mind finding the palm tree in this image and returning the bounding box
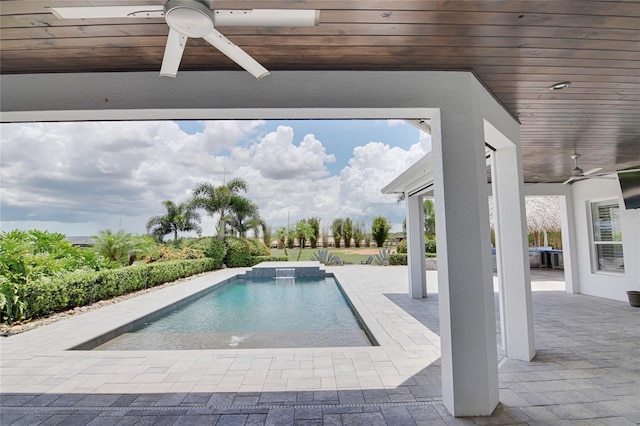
[343,217,353,248]
[191,178,249,238]
[276,226,289,256]
[92,229,142,265]
[261,223,273,248]
[331,218,343,248]
[352,221,365,248]
[295,220,314,261]
[146,200,202,241]
[224,198,262,238]
[308,217,320,248]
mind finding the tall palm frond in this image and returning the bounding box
[146,200,201,241]
[225,198,261,238]
[192,178,249,237]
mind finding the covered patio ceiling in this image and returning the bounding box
[1,0,638,183]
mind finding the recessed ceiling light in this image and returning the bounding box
[549,81,571,91]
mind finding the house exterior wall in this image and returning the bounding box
[571,178,640,302]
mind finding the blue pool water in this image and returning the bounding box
[94,276,372,350]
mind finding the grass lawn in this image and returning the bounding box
[270,247,384,264]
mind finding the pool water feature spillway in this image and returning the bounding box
[275,268,295,278]
[89,263,375,350]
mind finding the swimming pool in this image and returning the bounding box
[94,275,373,350]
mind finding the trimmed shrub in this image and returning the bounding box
[146,261,184,287]
[185,237,227,268]
[389,254,407,265]
[224,237,253,267]
[19,258,216,320]
[249,255,288,265]
[144,246,205,263]
[247,238,270,257]
[205,238,226,267]
[425,239,437,254]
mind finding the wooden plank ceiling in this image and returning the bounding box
[1,0,639,183]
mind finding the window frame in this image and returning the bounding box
[589,198,624,275]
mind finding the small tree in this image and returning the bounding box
[371,216,392,248]
[424,199,436,239]
[308,217,320,249]
[352,221,365,248]
[146,200,201,241]
[343,217,353,248]
[276,226,288,256]
[295,220,314,261]
[224,197,261,238]
[331,218,343,248]
[321,225,329,248]
[92,229,155,265]
[296,219,309,248]
[191,177,249,238]
[286,227,296,250]
[262,223,273,248]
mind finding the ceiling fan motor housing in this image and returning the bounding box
[571,153,583,176]
[164,0,214,37]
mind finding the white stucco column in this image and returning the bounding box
[559,194,579,294]
[407,193,427,298]
[490,140,535,361]
[431,108,499,417]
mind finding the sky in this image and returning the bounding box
[0,119,431,237]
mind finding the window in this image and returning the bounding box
[591,200,624,273]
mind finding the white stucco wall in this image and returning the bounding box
[571,178,640,301]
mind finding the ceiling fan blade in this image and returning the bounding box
[618,168,640,174]
[214,9,319,27]
[583,167,602,176]
[562,177,576,185]
[159,29,188,78]
[202,28,269,79]
[49,5,164,20]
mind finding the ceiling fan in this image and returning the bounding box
[562,153,640,185]
[49,0,319,79]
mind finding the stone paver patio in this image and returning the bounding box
[1,265,638,425]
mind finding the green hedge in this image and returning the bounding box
[224,237,253,267]
[388,254,437,264]
[394,239,436,254]
[389,254,408,265]
[21,258,217,320]
[248,239,270,257]
[250,256,289,265]
[168,237,226,268]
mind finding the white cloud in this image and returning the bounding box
[199,120,265,153]
[1,120,424,236]
[0,121,260,228]
[247,126,336,180]
[338,135,430,228]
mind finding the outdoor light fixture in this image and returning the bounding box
[549,81,571,91]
